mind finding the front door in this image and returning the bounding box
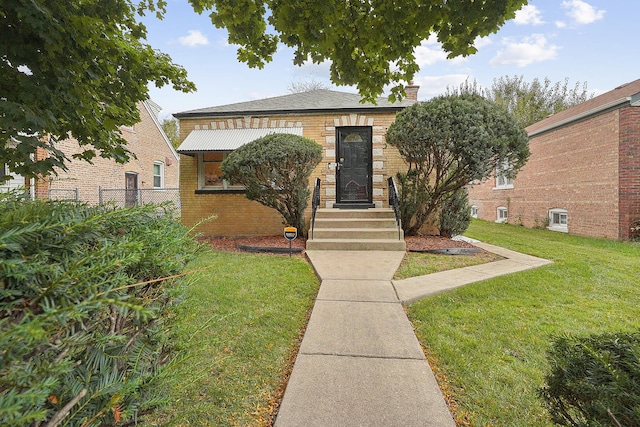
[125,172,139,207]
[335,127,373,207]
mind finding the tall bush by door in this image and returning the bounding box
[0,195,201,426]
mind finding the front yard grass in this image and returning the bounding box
[394,250,503,280]
[408,220,640,426]
[146,249,319,426]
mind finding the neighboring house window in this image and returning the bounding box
[153,161,164,188]
[199,152,243,190]
[496,206,508,223]
[548,208,568,233]
[470,205,478,218]
[495,160,513,189]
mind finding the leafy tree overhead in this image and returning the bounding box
[221,133,323,235]
[161,117,181,149]
[386,94,529,235]
[1,1,195,179]
[447,76,593,128]
[190,0,528,101]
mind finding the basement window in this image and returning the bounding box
[496,206,508,223]
[548,208,568,233]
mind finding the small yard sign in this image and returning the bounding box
[284,227,297,257]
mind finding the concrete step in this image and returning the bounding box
[311,228,403,240]
[306,238,407,251]
[315,208,396,219]
[313,217,399,229]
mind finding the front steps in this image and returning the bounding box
[307,208,406,251]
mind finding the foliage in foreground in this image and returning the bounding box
[409,220,640,426]
[222,133,323,235]
[386,94,529,235]
[0,197,201,426]
[146,250,319,425]
[2,0,194,179]
[540,332,640,427]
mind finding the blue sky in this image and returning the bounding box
[141,0,638,119]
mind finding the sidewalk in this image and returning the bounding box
[274,243,552,426]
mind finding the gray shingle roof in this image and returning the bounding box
[174,89,415,118]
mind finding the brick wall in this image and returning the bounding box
[179,111,407,236]
[618,105,640,239]
[44,101,179,204]
[468,109,623,239]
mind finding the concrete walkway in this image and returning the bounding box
[274,242,552,426]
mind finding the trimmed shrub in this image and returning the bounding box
[539,332,640,426]
[221,133,323,235]
[0,196,201,426]
[439,187,471,238]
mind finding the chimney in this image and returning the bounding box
[405,82,420,101]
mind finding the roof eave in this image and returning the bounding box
[174,105,408,119]
[527,96,634,137]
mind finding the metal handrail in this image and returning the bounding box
[311,178,321,239]
[387,176,402,240]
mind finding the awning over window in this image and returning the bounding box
[176,127,304,154]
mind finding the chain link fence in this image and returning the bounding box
[98,188,181,209]
[48,188,79,201]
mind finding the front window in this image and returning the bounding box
[548,208,568,233]
[199,152,242,190]
[495,159,513,189]
[153,161,164,188]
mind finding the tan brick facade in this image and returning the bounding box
[467,84,640,240]
[178,111,407,237]
[41,101,179,204]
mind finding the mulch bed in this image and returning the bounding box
[201,234,479,255]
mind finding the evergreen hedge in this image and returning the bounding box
[540,332,640,426]
[0,195,201,426]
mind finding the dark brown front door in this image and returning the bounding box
[125,172,138,207]
[335,127,373,207]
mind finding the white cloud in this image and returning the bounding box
[562,0,605,24]
[178,30,209,47]
[412,74,472,99]
[555,21,567,28]
[490,34,559,67]
[514,5,545,25]
[414,35,470,68]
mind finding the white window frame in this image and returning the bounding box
[153,161,165,189]
[548,208,568,233]
[470,205,478,218]
[198,152,244,191]
[494,159,514,190]
[496,206,508,223]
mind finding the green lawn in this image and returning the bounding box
[408,220,640,426]
[146,250,319,426]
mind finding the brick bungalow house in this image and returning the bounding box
[1,100,179,206]
[174,87,419,236]
[467,78,640,240]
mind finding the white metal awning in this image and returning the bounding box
[176,127,304,153]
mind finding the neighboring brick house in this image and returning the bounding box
[174,87,419,236]
[467,78,640,240]
[1,100,180,206]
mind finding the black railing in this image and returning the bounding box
[310,178,321,239]
[387,176,402,240]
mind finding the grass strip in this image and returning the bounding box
[408,220,640,426]
[394,250,503,280]
[146,249,319,426]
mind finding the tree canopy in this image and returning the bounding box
[386,94,529,235]
[221,133,323,234]
[190,0,527,101]
[1,0,194,179]
[447,76,593,128]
